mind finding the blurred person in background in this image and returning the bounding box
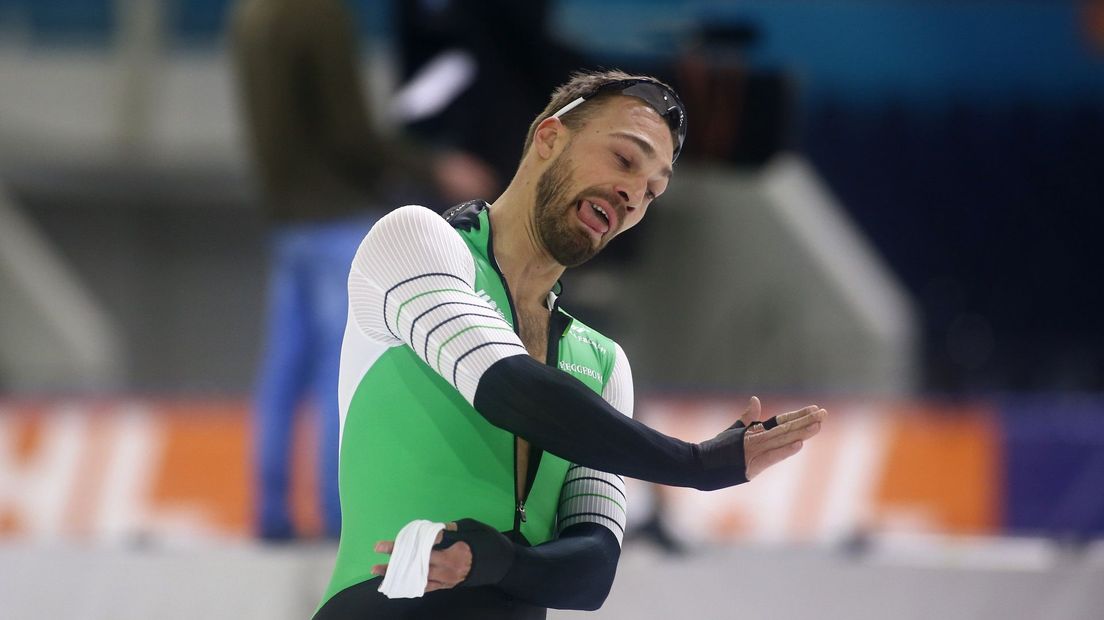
[312,69,827,618]
[395,0,588,199]
[231,0,489,540]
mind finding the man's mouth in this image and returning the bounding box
[575,198,616,237]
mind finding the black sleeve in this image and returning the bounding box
[499,523,620,611]
[439,519,620,611]
[473,356,749,491]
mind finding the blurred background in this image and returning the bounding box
[1,0,1102,618]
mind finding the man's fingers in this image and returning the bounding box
[738,396,761,427]
[755,423,820,453]
[374,526,465,591]
[741,407,828,479]
[760,408,826,437]
[746,409,826,452]
[771,405,821,427]
[747,440,805,479]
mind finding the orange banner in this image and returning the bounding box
[0,398,1002,542]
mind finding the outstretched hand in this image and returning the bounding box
[740,396,826,480]
[371,522,471,592]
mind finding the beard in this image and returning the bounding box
[533,150,608,267]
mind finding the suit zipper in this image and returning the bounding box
[486,216,569,535]
[485,221,531,535]
[513,304,568,531]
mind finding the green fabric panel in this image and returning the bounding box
[324,345,515,602]
[555,313,617,394]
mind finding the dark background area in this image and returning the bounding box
[3,0,1102,393]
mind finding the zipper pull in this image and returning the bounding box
[517,501,527,523]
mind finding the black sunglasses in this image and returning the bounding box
[549,78,687,162]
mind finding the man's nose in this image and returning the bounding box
[614,181,645,211]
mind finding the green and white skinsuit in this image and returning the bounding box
[319,203,634,607]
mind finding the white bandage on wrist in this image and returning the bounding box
[378,520,447,599]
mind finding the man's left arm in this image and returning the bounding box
[372,344,634,610]
[489,341,635,610]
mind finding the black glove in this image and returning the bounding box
[434,518,515,587]
[696,420,751,487]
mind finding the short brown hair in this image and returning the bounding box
[521,69,678,158]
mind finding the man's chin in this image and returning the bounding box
[537,203,604,267]
[553,240,602,268]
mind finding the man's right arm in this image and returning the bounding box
[349,205,819,490]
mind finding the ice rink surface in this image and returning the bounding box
[4,536,1103,620]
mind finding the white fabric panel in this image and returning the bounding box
[602,342,635,417]
[336,311,391,446]
[346,205,528,405]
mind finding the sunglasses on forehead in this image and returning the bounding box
[549,79,688,162]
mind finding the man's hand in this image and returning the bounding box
[371,522,472,592]
[739,396,826,480]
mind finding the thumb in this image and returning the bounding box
[738,396,761,428]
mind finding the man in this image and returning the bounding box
[314,70,827,618]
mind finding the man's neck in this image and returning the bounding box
[488,183,564,311]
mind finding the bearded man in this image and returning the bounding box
[313,70,827,619]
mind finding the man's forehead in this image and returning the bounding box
[590,96,676,166]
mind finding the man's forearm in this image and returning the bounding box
[474,355,749,490]
[498,523,620,611]
[445,520,621,611]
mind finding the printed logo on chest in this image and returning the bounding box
[558,360,604,383]
[568,324,608,355]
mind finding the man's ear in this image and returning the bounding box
[533,117,567,160]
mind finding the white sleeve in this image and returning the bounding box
[348,204,528,404]
[555,342,634,546]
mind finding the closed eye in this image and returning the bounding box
[614,152,631,169]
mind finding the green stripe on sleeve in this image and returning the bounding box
[394,288,477,332]
[434,324,516,373]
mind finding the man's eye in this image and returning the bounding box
[615,153,631,168]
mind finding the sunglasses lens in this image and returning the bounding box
[617,82,686,160]
[552,78,688,161]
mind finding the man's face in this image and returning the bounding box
[533,95,675,267]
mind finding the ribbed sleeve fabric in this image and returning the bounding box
[347,205,528,404]
[601,343,634,414]
[556,343,634,546]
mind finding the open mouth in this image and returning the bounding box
[576,199,614,236]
